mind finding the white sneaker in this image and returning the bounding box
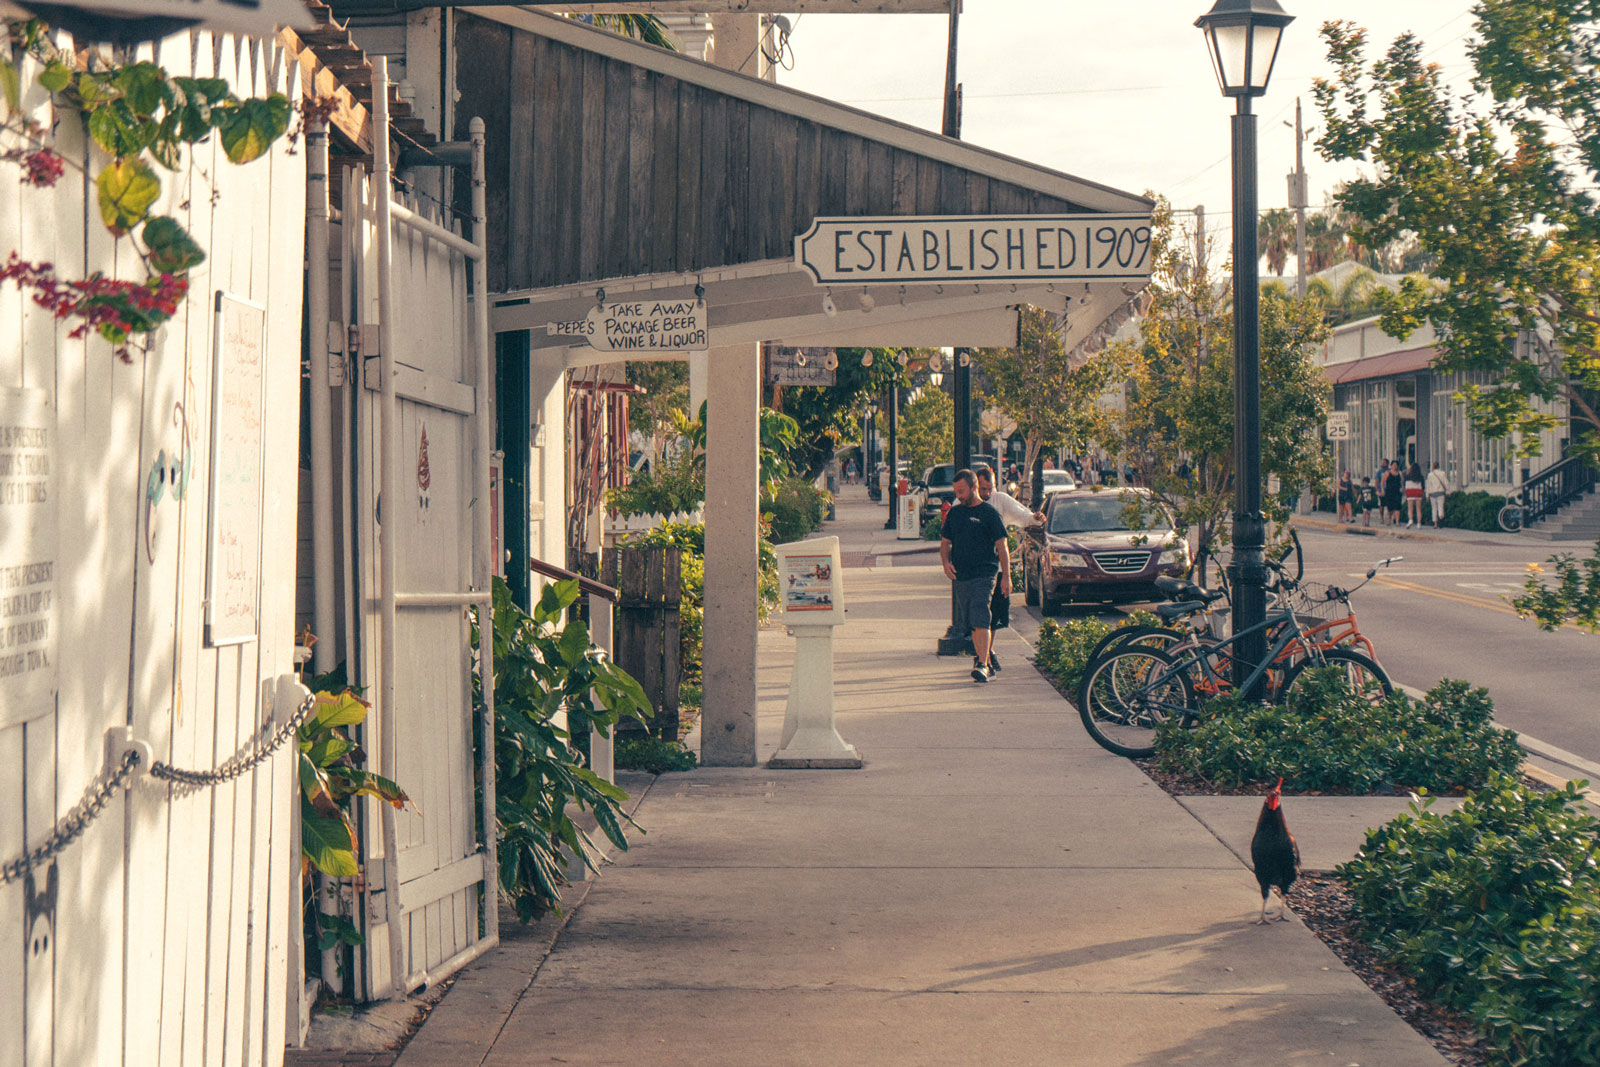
[971,658,990,683]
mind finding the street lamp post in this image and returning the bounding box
[1195,0,1293,696]
[884,380,899,530]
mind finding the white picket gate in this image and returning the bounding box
[341,66,497,999]
[0,28,306,1067]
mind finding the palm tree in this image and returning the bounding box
[1258,208,1295,276]
[570,14,676,50]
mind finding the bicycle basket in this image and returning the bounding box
[1287,582,1350,623]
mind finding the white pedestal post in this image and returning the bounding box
[769,624,860,769]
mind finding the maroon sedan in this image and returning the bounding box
[1020,489,1191,614]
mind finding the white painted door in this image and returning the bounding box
[345,167,491,998]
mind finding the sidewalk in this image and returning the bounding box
[1292,510,1593,548]
[387,488,1449,1067]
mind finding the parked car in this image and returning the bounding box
[1019,489,1190,614]
[917,456,999,523]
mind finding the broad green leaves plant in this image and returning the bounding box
[298,689,410,880]
[474,577,652,923]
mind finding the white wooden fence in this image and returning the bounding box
[0,29,306,1067]
[606,509,704,541]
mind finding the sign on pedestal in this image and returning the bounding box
[768,536,859,769]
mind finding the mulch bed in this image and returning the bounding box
[1291,873,1491,1067]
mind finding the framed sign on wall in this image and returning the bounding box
[205,291,267,647]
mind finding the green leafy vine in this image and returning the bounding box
[1,18,291,358]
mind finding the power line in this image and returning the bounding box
[840,84,1177,105]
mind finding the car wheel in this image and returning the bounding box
[1023,555,1040,606]
[1039,564,1061,616]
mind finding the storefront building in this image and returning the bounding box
[1321,316,1567,492]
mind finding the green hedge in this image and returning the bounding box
[1033,613,1161,697]
[1154,674,1523,793]
[1434,490,1502,532]
[1341,775,1600,1067]
[764,478,830,544]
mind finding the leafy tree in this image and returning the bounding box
[1314,9,1600,466]
[626,360,689,464]
[897,386,953,481]
[972,306,1127,488]
[771,348,905,479]
[1107,202,1333,581]
[569,13,675,49]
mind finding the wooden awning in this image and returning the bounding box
[456,6,1151,295]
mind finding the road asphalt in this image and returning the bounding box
[367,488,1456,1067]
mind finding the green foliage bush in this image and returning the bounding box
[615,735,699,774]
[1033,617,1114,694]
[921,516,943,540]
[764,478,830,544]
[1341,775,1600,1067]
[1436,490,1503,532]
[474,578,651,923]
[1154,675,1524,792]
[606,452,704,517]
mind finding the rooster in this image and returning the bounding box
[1249,778,1299,924]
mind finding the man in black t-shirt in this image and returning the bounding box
[939,468,1011,683]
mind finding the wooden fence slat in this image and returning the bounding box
[0,725,21,1067]
[577,51,607,282]
[675,83,702,272]
[627,65,654,275]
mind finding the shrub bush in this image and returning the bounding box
[1033,617,1116,694]
[921,516,943,540]
[764,478,829,544]
[1340,774,1600,1067]
[1154,675,1524,793]
[615,735,699,774]
[607,452,703,517]
[1435,490,1502,532]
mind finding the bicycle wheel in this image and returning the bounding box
[1278,648,1393,709]
[1497,504,1523,533]
[1082,624,1186,669]
[1076,647,1196,758]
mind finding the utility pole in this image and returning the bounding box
[942,0,971,474]
[1194,204,1206,268]
[1288,97,1309,300]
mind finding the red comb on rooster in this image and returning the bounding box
[1249,777,1299,924]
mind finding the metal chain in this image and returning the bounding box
[1,749,140,886]
[150,692,319,787]
[0,693,319,885]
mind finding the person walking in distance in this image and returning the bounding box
[940,469,1011,683]
[1374,459,1393,525]
[1384,460,1405,527]
[1357,476,1378,527]
[1336,469,1354,524]
[974,466,1043,676]
[1425,462,1449,528]
[1403,461,1425,528]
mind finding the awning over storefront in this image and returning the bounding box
[460,6,1153,354]
[1325,345,1436,385]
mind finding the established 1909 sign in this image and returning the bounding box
[794,214,1154,285]
[549,299,709,353]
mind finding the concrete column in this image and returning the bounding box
[700,343,760,765]
[689,352,708,416]
[711,14,763,77]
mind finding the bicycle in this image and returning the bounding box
[1075,563,1394,758]
[1497,487,1526,533]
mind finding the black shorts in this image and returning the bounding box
[989,581,1011,630]
[953,575,998,632]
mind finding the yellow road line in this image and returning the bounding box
[1374,575,1587,633]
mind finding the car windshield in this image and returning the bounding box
[1048,496,1169,535]
[925,466,954,487]
[1041,471,1072,486]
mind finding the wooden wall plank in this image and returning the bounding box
[937,161,965,215]
[724,100,749,266]
[770,112,799,256]
[844,135,868,216]
[818,128,847,218]
[578,52,607,282]
[600,59,632,280]
[454,16,512,291]
[695,92,727,270]
[651,75,680,273]
[0,725,21,1067]
[865,141,892,216]
[506,30,540,292]
[555,43,584,287]
[744,105,772,264]
[890,150,917,215]
[967,173,991,215]
[674,83,702,272]
[627,66,655,276]
[793,120,820,235]
[916,155,940,215]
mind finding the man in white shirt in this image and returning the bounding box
[974,467,1045,674]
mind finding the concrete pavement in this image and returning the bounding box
[385,488,1450,1067]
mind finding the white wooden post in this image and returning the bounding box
[588,592,615,784]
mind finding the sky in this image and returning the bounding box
[775,1,1477,257]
